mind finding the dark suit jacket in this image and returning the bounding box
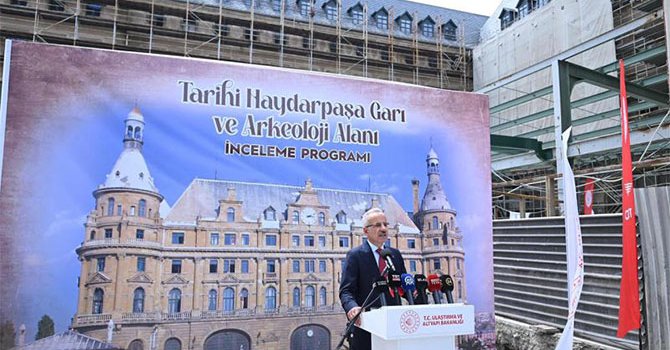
[339,243,406,350]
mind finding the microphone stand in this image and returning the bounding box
[335,265,394,350]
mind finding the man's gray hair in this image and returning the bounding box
[362,207,384,227]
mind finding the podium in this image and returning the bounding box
[359,303,475,350]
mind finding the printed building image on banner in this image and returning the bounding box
[0,41,493,349]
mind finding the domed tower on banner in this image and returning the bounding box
[76,107,164,323]
[415,147,467,302]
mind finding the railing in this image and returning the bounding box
[162,311,191,321]
[75,313,112,325]
[121,312,160,322]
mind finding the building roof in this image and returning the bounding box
[185,0,488,47]
[165,178,419,233]
[99,147,159,193]
[13,330,121,350]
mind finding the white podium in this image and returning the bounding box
[359,303,475,350]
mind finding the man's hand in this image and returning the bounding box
[347,306,363,326]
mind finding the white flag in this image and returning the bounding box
[555,127,585,350]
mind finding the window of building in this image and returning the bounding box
[129,206,136,216]
[227,207,235,222]
[319,260,326,273]
[208,289,217,311]
[339,236,349,248]
[421,21,434,37]
[183,18,197,32]
[456,258,461,270]
[128,339,143,350]
[452,238,455,246]
[241,260,249,273]
[341,259,346,271]
[291,210,300,224]
[138,199,146,217]
[171,259,182,274]
[432,216,439,230]
[97,257,105,272]
[136,229,144,240]
[380,49,389,61]
[350,7,364,25]
[217,24,229,37]
[318,212,326,226]
[433,238,440,246]
[266,234,277,246]
[274,32,288,46]
[293,287,301,307]
[224,233,236,245]
[117,204,122,216]
[293,260,300,273]
[209,259,218,273]
[137,257,146,272]
[305,286,315,308]
[152,14,164,27]
[518,0,530,18]
[318,235,326,248]
[107,198,115,216]
[386,238,392,248]
[92,288,104,314]
[443,21,457,40]
[405,55,414,65]
[428,57,438,68]
[267,259,276,273]
[165,338,181,350]
[224,259,236,273]
[298,0,311,16]
[409,260,417,272]
[210,233,219,246]
[265,287,277,310]
[305,235,314,247]
[223,287,235,312]
[89,230,96,240]
[11,0,28,6]
[104,228,113,239]
[168,289,181,313]
[355,45,364,57]
[132,287,145,313]
[433,258,441,270]
[320,286,327,306]
[264,207,276,221]
[302,37,314,50]
[458,280,462,299]
[85,3,102,17]
[292,235,300,247]
[242,233,250,246]
[244,28,258,42]
[172,232,184,244]
[407,239,415,249]
[324,1,337,20]
[398,18,412,34]
[336,211,347,224]
[305,259,315,273]
[375,12,388,30]
[239,288,249,309]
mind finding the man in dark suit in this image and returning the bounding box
[339,208,407,350]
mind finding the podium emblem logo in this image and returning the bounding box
[399,310,420,334]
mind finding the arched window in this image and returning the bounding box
[223,287,235,312]
[319,287,327,306]
[293,287,301,307]
[130,206,136,216]
[134,126,142,140]
[92,288,104,314]
[336,211,346,224]
[450,217,455,229]
[432,216,439,230]
[226,207,235,222]
[133,287,145,313]
[138,199,146,217]
[128,339,143,350]
[305,286,315,308]
[204,330,251,350]
[168,288,181,313]
[292,210,300,224]
[164,338,181,350]
[89,230,96,240]
[126,126,133,138]
[265,287,277,310]
[240,288,249,309]
[318,212,325,226]
[208,289,217,311]
[290,324,330,350]
[107,198,115,216]
[458,281,462,299]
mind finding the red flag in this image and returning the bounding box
[617,59,641,337]
[583,178,594,215]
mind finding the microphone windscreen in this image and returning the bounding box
[400,273,416,292]
[387,273,402,288]
[380,249,393,259]
[414,274,427,288]
[440,275,455,292]
[427,274,441,292]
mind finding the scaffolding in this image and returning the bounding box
[0,0,473,91]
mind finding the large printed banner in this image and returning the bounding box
[0,41,493,348]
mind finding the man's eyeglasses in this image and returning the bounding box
[366,222,390,228]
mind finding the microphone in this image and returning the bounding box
[414,274,428,305]
[440,275,455,304]
[400,273,416,305]
[387,273,402,305]
[427,274,443,304]
[373,277,390,307]
[379,249,396,273]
